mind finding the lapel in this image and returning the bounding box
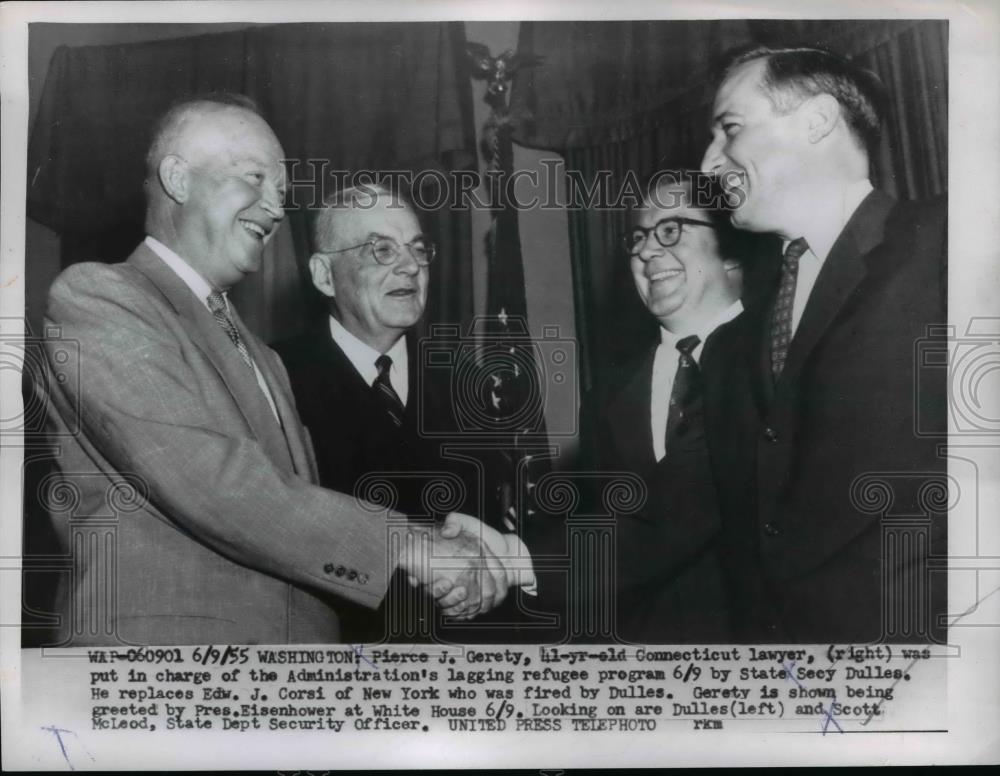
[128,244,295,471]
[773,189,897,395]
[605,348,656,475]
[231,307,317,478]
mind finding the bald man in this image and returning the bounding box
[40,94,504,646]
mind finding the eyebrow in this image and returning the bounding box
[711,109,737,127]
[368,232,430,243]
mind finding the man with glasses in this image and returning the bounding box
[583,171,743,643]
[277,184,534,642]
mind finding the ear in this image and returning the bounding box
[804,93,840,144]
[308,253,336,298]
[158,155,190,204]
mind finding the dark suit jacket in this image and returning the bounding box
[278,326,565,644]
[276,327,458,642]
[42,244,393,646]
[702,191,948,643]
[585,342,732,643]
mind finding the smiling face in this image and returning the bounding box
[630,184,736,333]
[174,107,286,289]
[313,197,429,353]
[701,58,811,238]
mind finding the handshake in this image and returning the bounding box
[397,514,535,620]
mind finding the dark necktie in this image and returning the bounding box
[769,237,809,380]
[206,290,254,372]
[374,354,405,427]
[665,334,701,452]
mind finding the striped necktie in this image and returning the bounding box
[665,334,701,451]
[206,291,254,372]
[374,354,405,427]
[769,238,809,380]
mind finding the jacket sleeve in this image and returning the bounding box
[44,263,396,609]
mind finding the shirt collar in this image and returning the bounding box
[145,235,218,310]
[328,316,408,385]
[659,298,743,352]
[784,179,874,262]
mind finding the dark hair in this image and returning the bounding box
[633,169,743,262]
[722,45,888,154]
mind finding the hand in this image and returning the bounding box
[441,512,537,596]
[398,522,508,619]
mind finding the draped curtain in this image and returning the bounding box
[509,20,948,398]
[27,22,478,343]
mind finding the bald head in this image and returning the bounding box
[144,95,287,290]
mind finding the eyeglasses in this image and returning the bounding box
[325,236,436,266]
[624,217,715,254]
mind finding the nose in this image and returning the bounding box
[701,135,724,175]
[260,180,285,222]
[636,233,665,263]
[394,246,421,275]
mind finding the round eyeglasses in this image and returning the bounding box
[624,217,715,255]
[325,236,436,266]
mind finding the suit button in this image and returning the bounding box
[763,522,780,537]
[323,563,335,574]
[358,573,369,585]
[763,427,778,442]
[347,569,358,581]
[335,565,346,577]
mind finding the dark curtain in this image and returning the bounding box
[27,22,478,343]
[509,19,948,398]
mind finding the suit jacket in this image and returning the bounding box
[276,326,483,643]
[277,326,560,644]
[585,342,732,643]
[42,244,393,646]
[275,328,457,516]
[702,191,948,643]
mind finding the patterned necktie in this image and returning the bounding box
[206,291,254,372]
[665,334,701,451]
[374,354,405,427]
[769,238,809,380]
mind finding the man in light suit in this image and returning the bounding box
[582,172,743,643]
[276,185,536,642]
[41,95,504,646]
[700,46,947,643]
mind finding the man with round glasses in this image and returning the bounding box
[277,184,533,641]
[586,171,743,643]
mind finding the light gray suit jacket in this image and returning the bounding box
[42,243,394,645]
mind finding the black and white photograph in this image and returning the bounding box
[1,0,997,769]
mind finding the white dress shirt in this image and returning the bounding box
[785,179,874,335]
[328,316,409,404]
[145,236,280,422]
[650,299,744,462]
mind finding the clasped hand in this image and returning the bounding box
[399,514,513,619]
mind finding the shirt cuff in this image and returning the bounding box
[503,534,537,595]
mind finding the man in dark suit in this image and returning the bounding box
[582,172,743,643]
[276,184,535,642]
[700,46,947,643]
[40,95,504,646]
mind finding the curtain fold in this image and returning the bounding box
[27,22,477,343]
[510,20,948,398]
